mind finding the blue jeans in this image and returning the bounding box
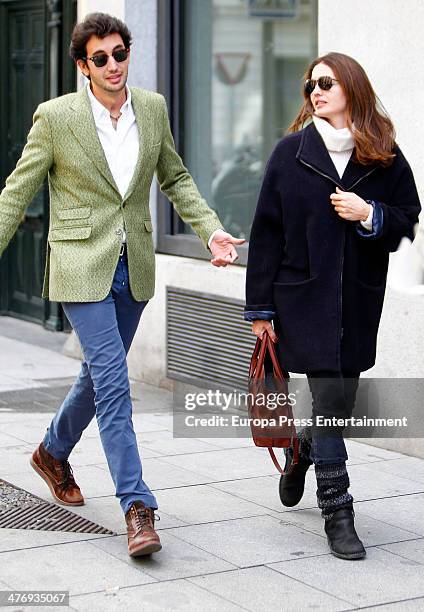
[306,370,360,465]
[43,251,157,514]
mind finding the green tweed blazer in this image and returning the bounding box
[0,87,223,302]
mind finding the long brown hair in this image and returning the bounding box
[289,52,395,166]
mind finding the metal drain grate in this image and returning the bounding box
[0,480,115,534]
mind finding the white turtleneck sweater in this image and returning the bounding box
[312,115,373,231]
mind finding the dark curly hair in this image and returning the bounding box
[69,12,132,62]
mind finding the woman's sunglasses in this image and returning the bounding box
[84,48,129,68]
[304,76,338,95]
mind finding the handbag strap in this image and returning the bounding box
[249,331,290,381]
[268,436,300,475]
[249,334,268,379]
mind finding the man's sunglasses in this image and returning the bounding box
[84,48,129,68]
[304,76,338,95]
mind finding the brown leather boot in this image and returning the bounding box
[125,501,162,557]
[30,442,84,506]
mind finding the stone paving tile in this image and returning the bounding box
[70,578,243,611]
[188,566,353,611]
[379,538,424,565]
[346,463,424,499]
[97,457,211,491]
[270,505,422,547]
[135,412,175,431]
[91,532,236,581]
[0,529,111,554]
[167,515,327,567]
[130,414,172,435]
[0,418,52,444]
[196,436,255,449]
[69,436,161,467]
[354,494,424,536]
[0,387,65,405]
[5,464,116,501]
[0,431,28,447]
[268,547,424,607]
[156,447,277,481]
[344,439,406,462]
[0,540,156,596]
[39,377,76,387]
[70,496,186,534]
[366,456,424,484]
[357,597,424,611]
[136,430,223,456]
[0,444,39,474]
[130,382,173,408]
[0,337,81,382]
[211,473,318,512]
[155,483,269,524]
[0,412,51,425]
[0,374,47,392]
[0,400,60,414]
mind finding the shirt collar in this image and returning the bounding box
[86,84,132,121]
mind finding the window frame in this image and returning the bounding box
[156,0,317,264]
[157,0,248,264]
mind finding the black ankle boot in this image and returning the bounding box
[279,431,312,507]
[325,507,366,560]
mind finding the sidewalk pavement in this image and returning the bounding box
[0,316,424,611]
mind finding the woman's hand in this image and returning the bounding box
[251,320,277,342]
[330,186,371,221]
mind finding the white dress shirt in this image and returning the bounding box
[87,83,222,249]
[313,115,373,231]
[87,84,140,242]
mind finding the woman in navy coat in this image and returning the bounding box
[245,52,421,560]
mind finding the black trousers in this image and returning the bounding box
[305,370,360,465]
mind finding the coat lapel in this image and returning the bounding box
[340,155,379,190]
[296,123,379,191]
[67,88,120,195]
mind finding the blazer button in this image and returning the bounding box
[116,229,123,236]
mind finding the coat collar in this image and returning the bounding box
[296,123,379,190]
[67,86,153,200]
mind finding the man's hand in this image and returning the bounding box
[252,320,277,342]
[209,230,245,267]
[330,186,371,221]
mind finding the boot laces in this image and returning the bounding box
[57,461,76,490]
[133,506,160,534]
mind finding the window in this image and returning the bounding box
[157,0,317,262]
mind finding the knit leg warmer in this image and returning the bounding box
[315,462,353,520]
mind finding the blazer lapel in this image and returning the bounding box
[123,88,155,202]
[297,123,379,191]
[67,88,120,195]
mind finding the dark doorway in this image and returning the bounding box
[0,0,76,330]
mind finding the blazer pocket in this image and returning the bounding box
[143,220,153,232]
[49,226,92,242]
[56,206,91,221]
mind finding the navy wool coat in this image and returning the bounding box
[245,123,421,373]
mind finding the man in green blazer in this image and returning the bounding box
[0,13,244,557]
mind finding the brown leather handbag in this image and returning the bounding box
[248,331,299,474]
